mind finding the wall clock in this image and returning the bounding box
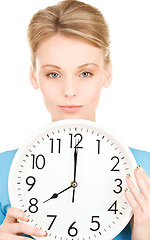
[8,119,137,240]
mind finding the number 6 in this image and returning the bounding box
[68,221,78,237]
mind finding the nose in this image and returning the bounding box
[63,78,77,98]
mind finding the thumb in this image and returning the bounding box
[4,207,28,224]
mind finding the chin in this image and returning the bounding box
[52,114,95,122]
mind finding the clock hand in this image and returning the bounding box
[72,188,75,203]
[73,146,78,183]
[43,146,79,204]
[72,146,78,203]
[43,185,72,203]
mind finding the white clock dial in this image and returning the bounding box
[8,119,137,240]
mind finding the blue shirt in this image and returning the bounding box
[0,148,150,239]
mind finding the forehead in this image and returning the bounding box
[36,33,104,67]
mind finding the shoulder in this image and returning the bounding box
[0,149,18,175]
[129,147,150,175]
[0,149,18,160]
[0,149,18,191]
[0,149,18,196]
[0,149,18,190]
[0,149,18,223]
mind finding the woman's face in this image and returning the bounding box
[30,33,112,122]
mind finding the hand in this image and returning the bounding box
[125,165,150,240]
[72,147,78,203]
[73,147,78,183]
[43,185,72,203]
[0,207,47,239]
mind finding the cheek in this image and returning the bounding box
[83,80,103,102]
[39,81,57,101]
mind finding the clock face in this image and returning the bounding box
[8,119,137,240]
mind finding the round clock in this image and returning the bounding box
[8,119,137,240]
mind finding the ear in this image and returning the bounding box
[103,62,112,88]
[29,65,39,89]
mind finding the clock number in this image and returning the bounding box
[69,133,83,148]
[26,176,36,191]
[50,138,61,153]
[47,215,57,230]
[68,221,78,237]
[108,200,118,214]
[29,198,38,213]
[31,154,45,170]
[111,156,120,171]
[90,216,100,231]
[113,178,122,194]
[96,140,100,154]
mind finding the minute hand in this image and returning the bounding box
[73,147,78,182]
[72,147,78,203]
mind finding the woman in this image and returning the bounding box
[0,0,150,239]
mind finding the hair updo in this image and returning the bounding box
[27,0,111,69]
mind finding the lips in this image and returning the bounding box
[60,105,82,108]
[59,105,83,113]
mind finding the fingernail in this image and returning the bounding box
[125,188,128,192]
[39,229,47,237]
[127,174,131,179]
[135,165,142,172]
[24,215,29,222]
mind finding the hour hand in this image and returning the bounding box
[43,185,72,204]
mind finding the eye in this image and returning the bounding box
[48,72,60,78]
[80,71,93,78]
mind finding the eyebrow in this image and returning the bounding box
[41,63,99,69]
[78,63,99,69]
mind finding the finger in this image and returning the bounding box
[125,188,141,215]
[10,222,47,237]
[139,165,150,185]
[134,166,150,200]
[4,233,34,240]
[4,207,29,224]
[126,174,146,209]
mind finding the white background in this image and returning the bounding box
[0,0,150,152]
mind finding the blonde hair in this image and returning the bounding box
[27,0,111,69]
